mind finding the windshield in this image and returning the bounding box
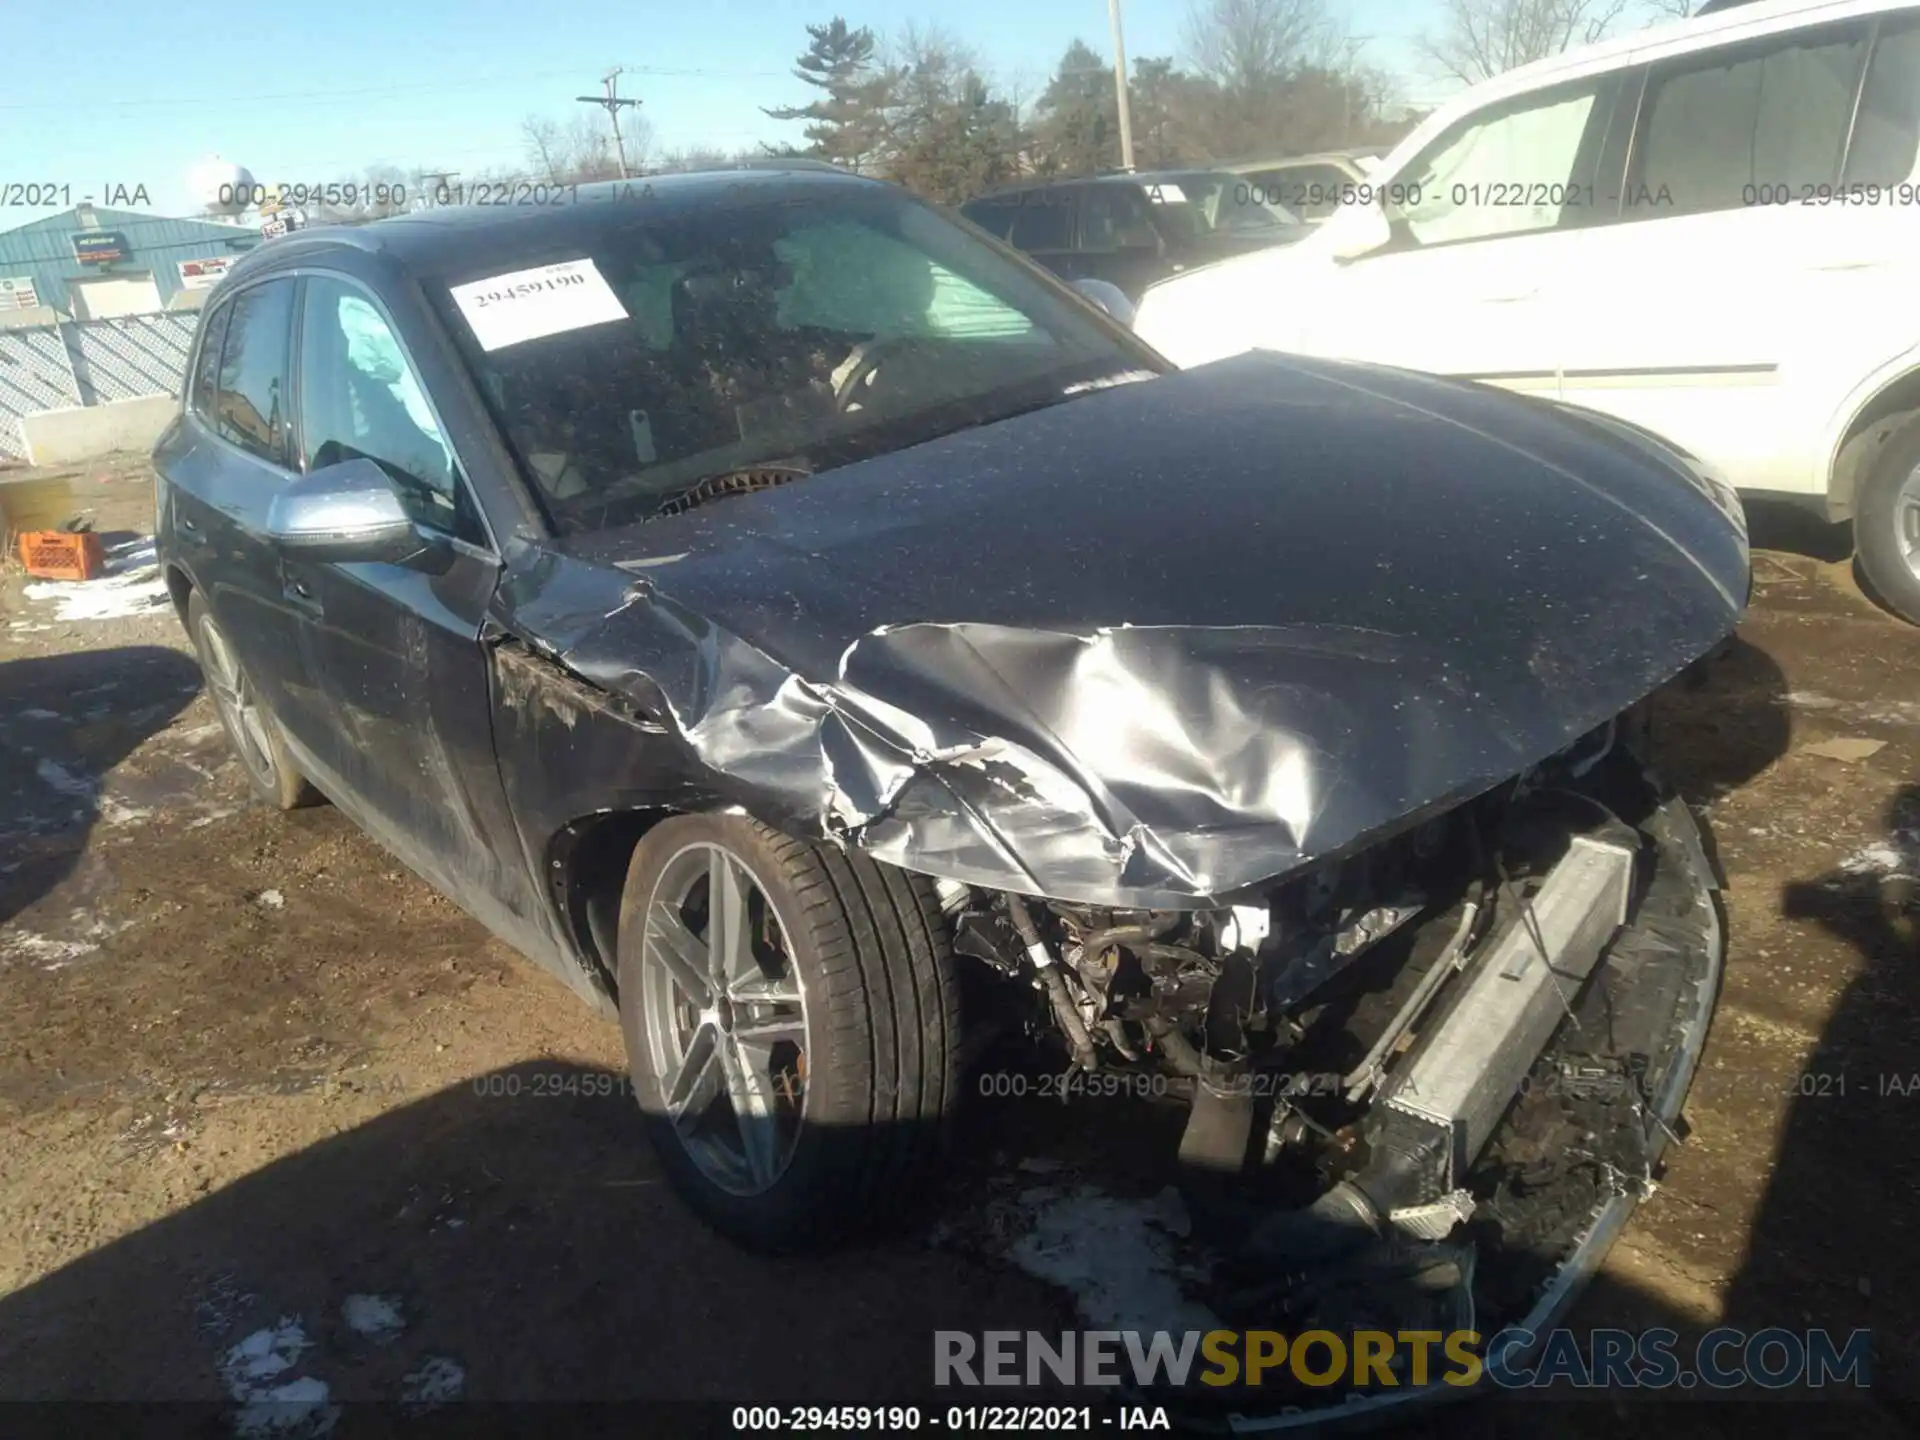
[1145,173,1303,240]
[431,188,1147,533]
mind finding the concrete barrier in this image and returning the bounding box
[21,395,176,467]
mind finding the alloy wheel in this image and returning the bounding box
[1900,462,1920,582]
[199,614,279,787]
[638,842,810,1196]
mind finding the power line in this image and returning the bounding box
[0,63,784,111]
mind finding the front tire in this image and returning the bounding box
[1853,417,1920,625]
[185,590,321,811]
[616,814,961,1252]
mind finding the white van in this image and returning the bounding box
[1132,0,1920,622]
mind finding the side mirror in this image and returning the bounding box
[1325,196,1394,263]
[1071,277,1137,330]
[266,458,424,564]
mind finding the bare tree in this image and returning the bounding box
[1419,0,1631,85]
[1181,0,1339,93]
[523,110,652,184]
[523,117,566,182]
[1641,0,1697,18]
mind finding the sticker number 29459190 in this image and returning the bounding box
[448,258,629,352]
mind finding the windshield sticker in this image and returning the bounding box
[449,258,628,352]
[1144,183,1188,204]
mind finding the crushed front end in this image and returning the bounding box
[937,701,1720,1425]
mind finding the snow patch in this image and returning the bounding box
[1004,1184,1218,1333]
[0,931,99,967]
[24,538,170,622]
[19,708,60,720]
[340,1293,403,1341]
[256,889,286,911]
[32,758,150,827]
[401,1356,465,1410]
[220,1319,336,1438]
[1841,834,1920,879]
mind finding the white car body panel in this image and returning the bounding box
[1133,0,1920,510]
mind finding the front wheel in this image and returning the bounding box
[616,815,961,1252]
[1852,417,1920,625]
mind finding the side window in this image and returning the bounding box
[1258,163,1350,220]
[1385,77,1615,247]
[1009,193,1074,251]
[961,198,1019,239]
[188,300,231,420]
[1630,25,1871,217]
[297,274,482,542]
[212,279,295,464]
[1844,17,1920,186]
[1080,187,1159,249]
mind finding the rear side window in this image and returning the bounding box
[1009,193,1073,250]
[188,301,231,419]
[1844,17,1920,186]
[1630,25,1870,216]
[212,279,296,465]
[1080,185,1160,248]
[961,198,1019,239]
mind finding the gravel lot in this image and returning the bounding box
[0,456,1914,1435]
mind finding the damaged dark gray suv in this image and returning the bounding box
[154,167,1748,1416]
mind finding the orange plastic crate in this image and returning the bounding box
[18,529,105,581]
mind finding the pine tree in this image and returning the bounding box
[1033,40,1118,177]
[763,18,898,173]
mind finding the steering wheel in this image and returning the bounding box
[832,335,923,413]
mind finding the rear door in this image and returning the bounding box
[158,276,335,754]
[279,270,531,912]
[1555,12,1920,497]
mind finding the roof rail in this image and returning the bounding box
[646,156,860,176]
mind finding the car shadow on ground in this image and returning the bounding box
[0,646,203,930]
[0,1058,1070,1420]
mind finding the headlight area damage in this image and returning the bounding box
[487,354,1749,1422]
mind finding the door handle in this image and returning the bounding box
[1478,288,1539,303]
[282,570,322,617]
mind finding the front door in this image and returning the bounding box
[279,272,535,922]
[1285,68,1635,400]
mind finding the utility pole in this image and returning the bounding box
[419,170,459,208]
[577,68,643,179]
[1339,36,1372,144]
[1108,0,1136,172]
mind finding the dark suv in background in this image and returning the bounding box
[961,169,1310,302]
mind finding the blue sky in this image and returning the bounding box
[1,0,1455,226]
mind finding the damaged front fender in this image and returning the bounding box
[492,353,1749,911]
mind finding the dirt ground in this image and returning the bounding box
[0,456,1915,1436]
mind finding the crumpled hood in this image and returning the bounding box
[517,350,1748,908]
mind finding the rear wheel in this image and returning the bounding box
[185,590,320,811]
[1852,416,1920,625]
[616,814,961,1252]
